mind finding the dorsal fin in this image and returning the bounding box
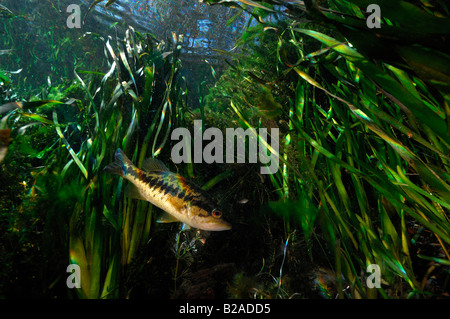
[142,158,169,172]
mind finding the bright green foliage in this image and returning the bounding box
[204,0,450,298]
[1,0,450,299]
[63,28,185,298]
[1,25,186,298]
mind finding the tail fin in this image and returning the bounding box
[104,148,132,177]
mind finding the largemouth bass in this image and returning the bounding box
[104,148,231,231]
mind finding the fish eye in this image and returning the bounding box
[211,209,222,218]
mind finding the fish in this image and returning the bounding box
[104,148,231,231]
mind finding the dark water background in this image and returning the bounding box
[1,0,449,301]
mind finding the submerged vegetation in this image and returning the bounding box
[1,0,450,299]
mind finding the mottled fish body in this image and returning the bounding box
[104,149,231,231]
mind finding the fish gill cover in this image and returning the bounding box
[0,0,449,301]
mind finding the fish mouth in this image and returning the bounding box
[217,223,232,231]
[206,220,232,231]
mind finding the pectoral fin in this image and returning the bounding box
[156,211,179,223]
[181,223,191,231]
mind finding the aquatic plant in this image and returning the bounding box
[1,0,450,299]
[1,0,242,299]
[0,23,188,297]
[203,0,450,298]
[63,26,189,298]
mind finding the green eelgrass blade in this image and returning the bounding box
[103,204,119,230]
[69,236,90,299]
[417,254,450,266]
[100,252,120,299]
[53,110,88,179]
[126,200,151,265]
[295,28,450,145]
[201,169,234,191]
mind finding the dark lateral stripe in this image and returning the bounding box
[160,183,169,195]
[143,175,154,185]
[155,180,164,189]
[177,191,186,199]
[141,176,181,197]
[164,185,178,196]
